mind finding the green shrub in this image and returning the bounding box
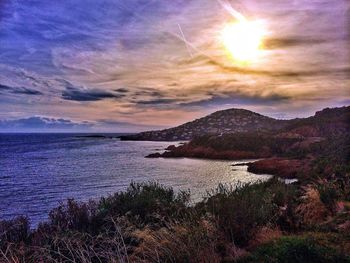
[98,181,191,226]
[239,236,350,263]
[47,199,98,232]
[317,183,339,211]
[197,179,295,246]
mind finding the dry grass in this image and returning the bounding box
[130,220,221,263]
[295,186,329,227]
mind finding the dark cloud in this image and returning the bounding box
[98,119,165,129]
[181,92,290,108]
[12,87,43,95]
[133,89,163,97]
[130,88,180,106]
[136,98,179,105]
[114,88,129,93]
[0,116,92,131]
[0,84,43,95]
[62,86,125,102]
[264,37,328,49]
[198,56,350,78]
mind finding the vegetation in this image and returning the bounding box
[239,235,350,263]
[147,132,304,160]
[1,177,349,262]
[190,132,301,155]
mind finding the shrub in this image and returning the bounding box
[295,187,329,228]
[0,216,29,246]
[47,199,98,232]
[317,183,340,211]
[2,180,348,262]
[197,179,295,246]
[238,235,350,263]
[98,182,191,227]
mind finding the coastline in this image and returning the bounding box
[145,144,305,180]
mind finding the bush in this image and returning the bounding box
[317,183,340,211]
[239,236,350,263]
[0,216,29,246]
[97,182,191,227]
[197,179,295,246]
[47,199,98,232]
[1,180,348,262]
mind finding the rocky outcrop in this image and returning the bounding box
[145,144,269,160]
[246,158,309,179]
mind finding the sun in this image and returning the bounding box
[221,20,266,63]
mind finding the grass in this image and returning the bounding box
[0,179,349,262]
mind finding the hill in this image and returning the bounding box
[146,106,350,180]
[120,106,349,141]
[279,106,350,137]
[120,108,288,141]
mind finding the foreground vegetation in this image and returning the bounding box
[1,176,349,262]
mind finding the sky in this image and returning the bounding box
[0,0,349,132]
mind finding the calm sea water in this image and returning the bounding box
[0,133,271,226]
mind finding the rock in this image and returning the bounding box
[145,152,162,158]
[165,145,177,151]
[247,158,307,178]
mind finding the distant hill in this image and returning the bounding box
[120,106,349,141]
[120,108,288,141]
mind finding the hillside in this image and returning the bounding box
[146,106,350,180]
[120,108,288,141]
[280,106,350,137]
[120,106,349,141]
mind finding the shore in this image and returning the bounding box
[146,144,308,179]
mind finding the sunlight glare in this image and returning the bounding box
[221,20,266,63]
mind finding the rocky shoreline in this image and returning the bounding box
[145,144,270,160]
[246,158,309,179]
[146,145,306,179]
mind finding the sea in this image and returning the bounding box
[0,133,271,226]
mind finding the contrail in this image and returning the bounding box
[216,0,246,21]
[177,23,194,58]
[114,0,216,61]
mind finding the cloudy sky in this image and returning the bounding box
[0,0,349,132]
